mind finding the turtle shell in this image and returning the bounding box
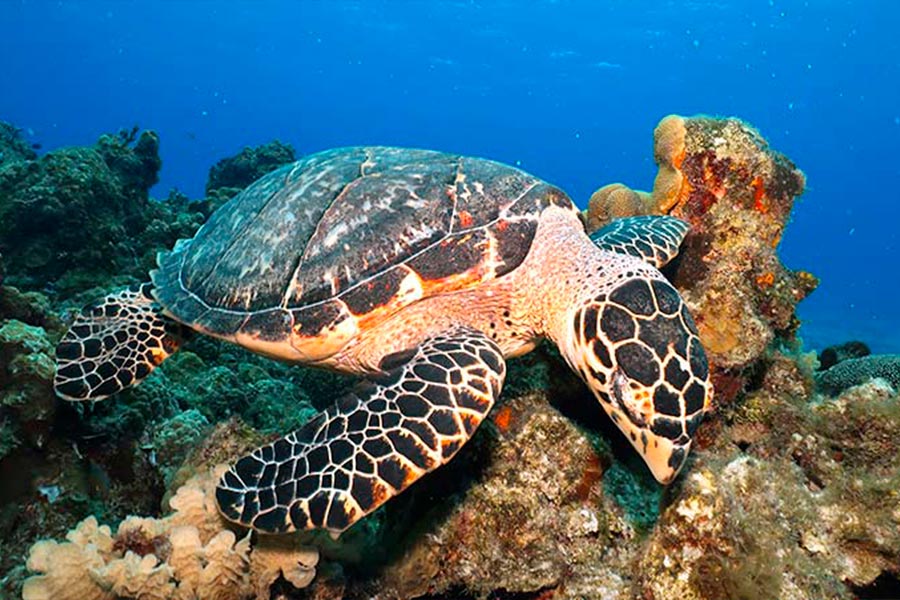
[152,147,575,360]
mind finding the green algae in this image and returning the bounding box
[601,461,661,532]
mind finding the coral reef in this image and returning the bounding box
[284,365,900,600]
[0,127,204,293]
[0,319,56,459]
[204,140,296,201]
[22,465,319,600]
[0,121,38,166]
[585,115,817,405]
[815,354,900,396]
[2,119,896,600]
[0,286,63,333]
[656,116,817,378]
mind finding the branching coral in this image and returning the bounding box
[22,466,319,600]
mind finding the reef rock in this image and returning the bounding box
[290,364,900,599]
[0,121,37,166]
[585,115,817,403]
[8,118,897,600]
[0,319,56,458]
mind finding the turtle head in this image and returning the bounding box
[563,270,712,484]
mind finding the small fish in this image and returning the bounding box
[31,143,42,150]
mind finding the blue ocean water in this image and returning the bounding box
[1,0,898,352]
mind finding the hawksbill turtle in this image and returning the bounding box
[54,147,712,534]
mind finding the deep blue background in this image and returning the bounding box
[2,1,898,352]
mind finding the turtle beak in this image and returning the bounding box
[606,370,693,484]
[642,434,691,484]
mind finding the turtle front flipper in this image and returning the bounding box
[54,283,186,401]
[216,327,506,535]
[589,215,690,268]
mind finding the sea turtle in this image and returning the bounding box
[54,147,712,535]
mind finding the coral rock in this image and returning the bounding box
[205,140,296,195]
[249,535,318,598]
[349,391,630,599]
[92,552,177,600]
[166,526,204,596]
[0,121,38,166]
[66,516,114,555]
[584,115,815,378]
[196,530,252,600]
[665,116,813,374]
[167,465,233,544]
[0,319,56,457]
[0,126,203,294]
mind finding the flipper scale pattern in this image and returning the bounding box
[216,327,506,534]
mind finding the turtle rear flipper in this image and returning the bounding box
[54,283,185,401]
[216,327,506,534]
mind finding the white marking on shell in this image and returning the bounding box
[403,192,428,209]
[459,181,472,203]
[395,268,424,304]
[360,149,376,175]
[322,222,349,249]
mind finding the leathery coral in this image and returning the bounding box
[22,465,319,600]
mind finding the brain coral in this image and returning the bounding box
[585,182,653,230]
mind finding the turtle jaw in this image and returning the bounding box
[637,431,690,485]
[606,372,692,484]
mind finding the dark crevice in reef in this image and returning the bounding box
[850,572,900,600]
[410,585,559,600]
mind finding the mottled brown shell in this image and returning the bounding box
[152,147,575,348]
